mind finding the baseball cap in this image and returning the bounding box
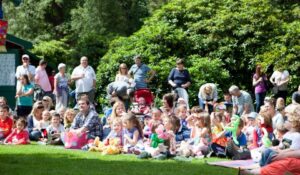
[247,112,258,119]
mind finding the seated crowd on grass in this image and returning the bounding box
[1,54,300,175]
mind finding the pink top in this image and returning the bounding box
[35,67,52,92]
[253,74,267,94]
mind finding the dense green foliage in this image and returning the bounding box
[3,0,164,68]
[97,0,300,105]
[0,145,237,175]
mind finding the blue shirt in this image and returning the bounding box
[168,68,191,88]
[129,64,151,89]
[17,83,34,106]
[225,131,247,147]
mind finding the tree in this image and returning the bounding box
[96,0,300,106]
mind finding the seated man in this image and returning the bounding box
[71,99,102,139]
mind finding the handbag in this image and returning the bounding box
[64,131,88,149]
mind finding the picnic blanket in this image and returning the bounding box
[207,159,260,170]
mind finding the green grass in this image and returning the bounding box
[0,144,237,175]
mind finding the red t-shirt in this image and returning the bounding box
[5,128,30,144]
[0,117,13,139]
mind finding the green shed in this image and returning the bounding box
[0,34,35,109]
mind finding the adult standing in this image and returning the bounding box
[128,55,156,90]
[35,60,52,96]
[15,54,35,91]
[168,59,191,109]
[71,99,102,139]
[270,68,289,102]
[27,101,44,141]
[198,83,218,113]
[71,56,96,104]
[229,85,254,116]
[54,63,69,111]
[15,74,34,118]
[252,65,268,112]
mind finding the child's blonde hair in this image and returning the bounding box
[286,105,300,131]
[110,101,125,121]
[64,109,76,127]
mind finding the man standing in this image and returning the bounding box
[15,54,36,91]
[71,56,96,104]
[129,55,156,90]
[71,99,102,139]
[35,60,52,95]
[229,85,254,116]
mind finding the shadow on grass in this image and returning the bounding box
[0,152,237,175]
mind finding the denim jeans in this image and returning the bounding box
[198,98,213,113]
[259,148,277,167]
[255,92,266,112]
[29,130,42,141]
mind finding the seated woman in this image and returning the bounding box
[27,101,45,141]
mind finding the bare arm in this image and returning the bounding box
[125,130,139,145]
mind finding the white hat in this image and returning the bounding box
[22,54,29,59]
[58,63,66,70]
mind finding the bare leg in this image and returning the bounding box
[240,168,260,175]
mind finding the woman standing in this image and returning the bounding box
[253,65,268,112]
[27,101,44,141]
[15,74,34,118]
[54,63,69,111]
[168,59,191,109]
[270,67,290,102]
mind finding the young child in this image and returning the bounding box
[212,117,249,160]
[45,113,65,145]
[0,105,13,140]
[39,110,51,130]
[103,101,125,139]
[176,105,191,141]
[64,109,76,130]
[4,118,30,145]
[143,108,162,138]
[105,118,123,145]
[211,112,227,150]
[132,97,150,115]
[251,111,273,149]
[122,113,143,153]
[243,112,258,148]
[163,115,180,156]
[191,112,211,157]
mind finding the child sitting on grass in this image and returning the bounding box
[123,113,143,153]
[0,105,13,141]
[64,109,76,130]
[176,105,191,141]
[105,118,123,145]
[44,113,65,145]
[3,118,29,145]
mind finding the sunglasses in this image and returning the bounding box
[37,106,44,109]
[23,58,29,61]
[42,99,48,102]
[120,67,127,69]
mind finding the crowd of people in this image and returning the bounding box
[0,54,300,175]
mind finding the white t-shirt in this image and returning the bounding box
[272,112,284,129]
[271,70,289,91]
[279,131,300,150]
[71,65,96,93]
[46,124,65,134]
[15,64,36,90]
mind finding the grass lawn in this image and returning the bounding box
[0,144,237,175]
